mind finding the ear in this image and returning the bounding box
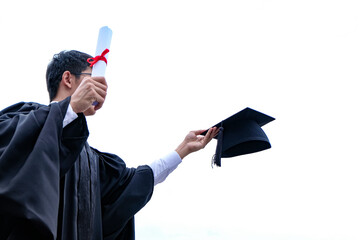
[62,71,75,89]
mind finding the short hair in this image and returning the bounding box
[46,50,92,101]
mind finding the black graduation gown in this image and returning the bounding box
[0,97,154,240]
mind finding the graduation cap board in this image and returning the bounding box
[202,107,275,167]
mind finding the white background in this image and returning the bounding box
[1,1,359,239]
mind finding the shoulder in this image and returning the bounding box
[0,98,71,121]
[90,147,129,177]
[0,102,48,131]
[0,102,44,118]
[90,147,153,180]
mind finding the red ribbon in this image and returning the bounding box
[87,48,110,67]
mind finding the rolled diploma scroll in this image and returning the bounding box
[91,26,112,105]
[92,26,113,77]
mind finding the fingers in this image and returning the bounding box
[90,77,107,112]
[92,93,105,111]
[84,77,107,97]
[191,127,218,149]
[70,76,108,114]
[213,127,220,137]
[191,128,218,139]
[90,76,108,92]
[181,127,219,156]
[203,127,217,144]
[91,76,107,85]
[192,129,207,135]
[83,77,107,108]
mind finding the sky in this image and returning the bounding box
[1,0,360,239]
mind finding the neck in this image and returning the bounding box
[52,91,71,103]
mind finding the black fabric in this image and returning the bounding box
[0,98,154,240]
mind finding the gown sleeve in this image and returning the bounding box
[92,148,154,240]
[0,97,89,239]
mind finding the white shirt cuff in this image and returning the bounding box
[149,151,182,186]
[50,101,78,128]
[63,104,78,127]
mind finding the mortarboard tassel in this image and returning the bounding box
[212,126,224,167]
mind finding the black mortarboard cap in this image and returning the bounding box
[202,107,275,167]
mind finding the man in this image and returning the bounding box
[0,50,217,240]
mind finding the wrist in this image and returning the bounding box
[175,142,190,160]
[70,99,80,113]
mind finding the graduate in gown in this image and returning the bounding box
[0,50,218,240]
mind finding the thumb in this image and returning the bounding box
[192,129,207,136]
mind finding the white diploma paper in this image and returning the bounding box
[91,26,113,77]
